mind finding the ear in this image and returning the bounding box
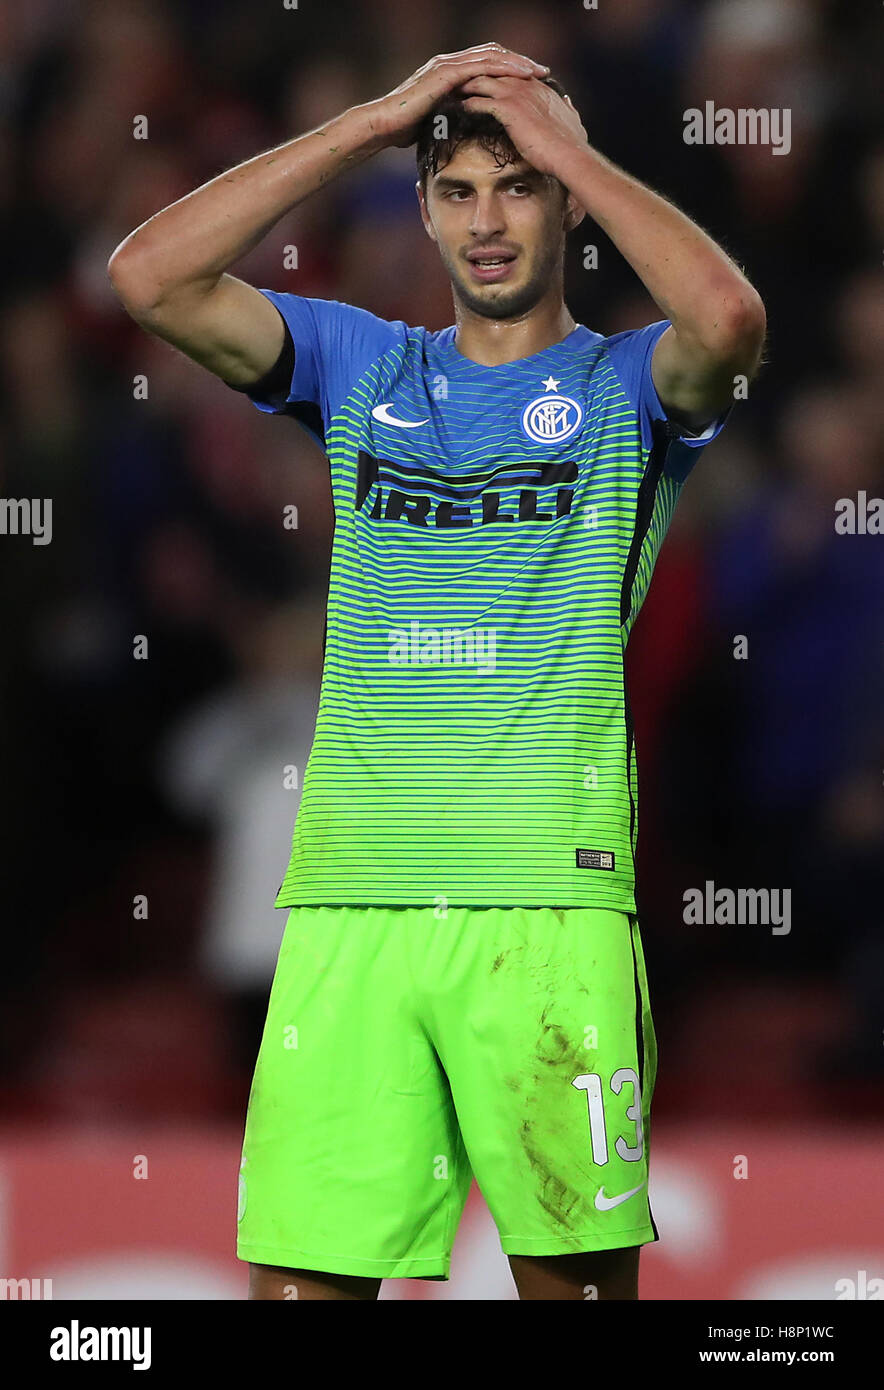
[564,193,586,233]
[416,179,438,243]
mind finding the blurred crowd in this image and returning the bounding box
[1,0,882,1122]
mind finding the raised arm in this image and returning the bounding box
[458,74,767,427]
[107,44,550,387]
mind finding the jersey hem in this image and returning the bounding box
[274,893,639,913]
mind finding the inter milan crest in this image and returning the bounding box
[521,375,583,445]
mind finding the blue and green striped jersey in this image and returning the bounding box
[244,291,728,910]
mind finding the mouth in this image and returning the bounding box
[465,249,518,283]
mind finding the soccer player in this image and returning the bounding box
[109,44,765,1300]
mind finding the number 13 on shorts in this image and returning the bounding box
[573,1068,644,1164]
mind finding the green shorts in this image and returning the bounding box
[236,903,659,1280]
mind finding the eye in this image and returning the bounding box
[509,183,532,195]
[446,188,471,201]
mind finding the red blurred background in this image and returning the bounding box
[0,0,882,1298]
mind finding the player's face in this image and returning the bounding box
[419,141,576,321]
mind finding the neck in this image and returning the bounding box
[451,290,576,367]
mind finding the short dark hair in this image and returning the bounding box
[416,74,568,186]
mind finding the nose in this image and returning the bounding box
[469,191,506,242]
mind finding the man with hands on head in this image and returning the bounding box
[110,44,764,1301]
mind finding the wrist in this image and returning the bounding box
[546,135,598,185]
[328,100,394,160]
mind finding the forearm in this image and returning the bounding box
[555,142,763,350]
[108,102,387,312]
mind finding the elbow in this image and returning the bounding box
[106,245,147,317]
[703,286,767,368]
[106,240,165,322]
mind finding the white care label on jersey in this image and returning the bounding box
[576,849,616,870]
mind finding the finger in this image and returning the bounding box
[434,49,548,76]
[509,51,550,71]
[456,78,503,98]
[428,61,538,101]
[442,44,548,72]
[440,56,543,79]
[460,97,499,115]
[457,75,525,102]
[458,74,515,90]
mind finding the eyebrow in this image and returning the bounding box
[433,168,541,192]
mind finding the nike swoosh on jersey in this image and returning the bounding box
[593,1182,646,1211]
[371,402,428,428]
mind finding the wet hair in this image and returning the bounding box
[416,74,569,186]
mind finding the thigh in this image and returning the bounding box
[248,1262,381,1301]
[432,907,659,1260]
[237,905,471,1282]
[508,1245,641,1300]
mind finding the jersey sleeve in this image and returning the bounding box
[604,320,732,482]
[240,291,406,446]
